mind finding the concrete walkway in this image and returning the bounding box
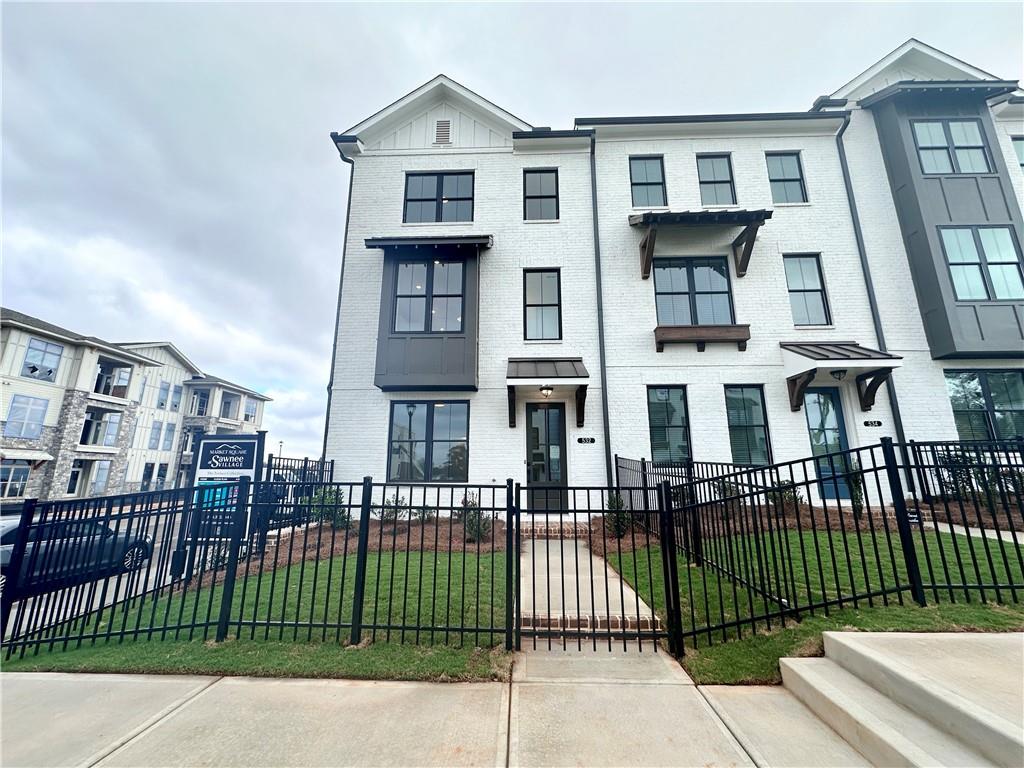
[923,519,1023,543]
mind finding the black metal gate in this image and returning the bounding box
[511,483,681,653]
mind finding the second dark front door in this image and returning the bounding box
[803,387,852,499]
[526,402,568,510]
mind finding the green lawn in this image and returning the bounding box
[2,638,513,682]
[7,551,509,673]
[607,528,1024,683]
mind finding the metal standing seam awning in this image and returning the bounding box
[506,358,589,428]
[0,448,55,468]
[628,209,773,280]
[780,341,903,412]
[364,234,494,251]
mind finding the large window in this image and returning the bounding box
[157,381,170,409]
[148,421,163,450]
[1,460,30,498]
[394,260,464,333]
[629,156,666,207]
[725,386,772,465]
[523,169,558,220]
[81,410,121,447]
[403,172,473,223]
[524,269,561,340]
[784,254,831,325]
[162,423,177,451]
[646,386,691,463]
[170,385,183,412]
[90,460,112,495]
[766,152,808,204]
[387,401,469,482]
[912,119,990,174]
[4,395,48,439]
[939,226,1024,301]
[244,400,258,422]
[697,154,736,206]
[653,257,734,326]
[1013,137,1024,168]
[945,370,1024,440]
[21,338,63,382]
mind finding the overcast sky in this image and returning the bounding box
[3,2,1021,459]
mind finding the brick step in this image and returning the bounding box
[520,611,661,632]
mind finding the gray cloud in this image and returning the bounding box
[4,2,1021,459]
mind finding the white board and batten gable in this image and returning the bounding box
[831,38,1004,103]
[341,74,532,153]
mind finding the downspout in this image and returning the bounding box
[589,132,614,486]
[835,113,909,451]
[321,140,356,462]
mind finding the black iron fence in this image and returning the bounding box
[3,438,1021,660]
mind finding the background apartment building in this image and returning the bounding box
[324,40,1022,499]
[1,310,271,502]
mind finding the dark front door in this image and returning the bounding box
[525,402,568,510]
[803,387,851,499]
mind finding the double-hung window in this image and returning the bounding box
[940,226,1024,301]
[387,401,469,482]
[170,385,183,411]
[524,269,561,340]
[653,257,734,326]
[157,381,170,409]
[945,370,1024,440]
[4,395,48,439]
[403,172,473,223]
[646,386,691,463]
[244,400,257,422]
[148,421,162,451]
[1013,137,1024,168]
[784,254,831,325]
[725,386,772,465]
[912,119,990,174]
[162,423,176,451]
[524,169,558,220]
[394,260,464,333]
[629,156,666,207]
[697,154,736,206]
[1,460,30,498]
[766,152,808,203]
[21,338,63,382]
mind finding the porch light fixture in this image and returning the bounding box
[830,369,848,381]
[539,385,554,398]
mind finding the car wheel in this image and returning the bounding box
[122,545,148,572]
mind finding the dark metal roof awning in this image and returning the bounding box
[628,209,773,280]
[506,358,589,428]
[364,235,494,250]
[780,341,903,412]
[858,79,1019,109]
[506,357,589,379]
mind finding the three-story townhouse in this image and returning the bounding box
[326,40,1022,499]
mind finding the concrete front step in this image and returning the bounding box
[702,685,871,767]
[781,657,996,767]
[822,632,1024,768]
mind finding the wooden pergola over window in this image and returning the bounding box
[629,209,773,280]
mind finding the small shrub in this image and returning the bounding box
[375,494,409,526]
[307,487,350,529]
[461,493,491,542]
[768,483,804,509]
[411,506,437,524]
[606,492,630,539]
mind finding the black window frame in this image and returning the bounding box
[911,118,992,175]
[937,225,1024,302]
[724,384,773,466]
[629,155,667,208]
[393,258,467,334]
[944,369,1024,441]
[386,400,470,483]
[403,171,474,223]
[645,386,692,464]
[523,168,559,221]
[696,153,737,206]
[766,151,808,204]
[783,253,832,326]
[652,256,736,326]
[523,268,562,341]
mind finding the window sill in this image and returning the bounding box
[400,221,474,227]
[793,324,835,330]
[773,202,812,208]
[523,339,563,345]
[654,324,751,352]
[631,207,670,212]
[523,219,560,224]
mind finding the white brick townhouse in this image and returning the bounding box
[324,40,1023,504]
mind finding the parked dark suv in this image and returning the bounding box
[0,518,152,595]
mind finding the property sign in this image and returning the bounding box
[189,432,265,539]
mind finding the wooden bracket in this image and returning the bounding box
[787,370,816,411]
[731,220,763,278]
[639,223,658,280]
[856,368,893,411]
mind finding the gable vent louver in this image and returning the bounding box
[434,119,452,145]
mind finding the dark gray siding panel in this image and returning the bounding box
[374,249,479,390]
[871,94,1024,358]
